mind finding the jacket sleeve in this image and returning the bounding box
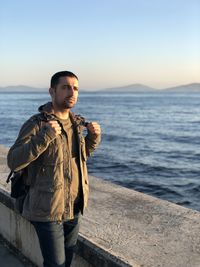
[85,131,101,157]
[7,117,57,171]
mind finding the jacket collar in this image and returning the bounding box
[38,102,85,131]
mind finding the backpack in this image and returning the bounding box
[6,170,29,214]
[6,170,29,198]
[5,114,45,213]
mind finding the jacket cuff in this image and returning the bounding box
[87,132,101,144]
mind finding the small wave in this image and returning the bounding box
[174,136,200,145]
[160,133,200,145]
[175,200,192,207]
[102,133,134,143]
[128,160,179,175]
[190,185,200,193]
[190,121,200,124]
[173,182,196,189]
[115,179,183,198]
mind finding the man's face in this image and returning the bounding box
[51,76,79,110]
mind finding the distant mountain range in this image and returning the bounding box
[102,83,200,93]
[102,83,155,92]
[162,83,200,93]
[0,83,200,93]
[0,85,47,92]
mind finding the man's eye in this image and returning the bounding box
[62,85,78,91]
[63,85,71,90]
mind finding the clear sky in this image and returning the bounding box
[1,0,200,90]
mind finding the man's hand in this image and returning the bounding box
[86,122,101,136]
[45,120,62,136]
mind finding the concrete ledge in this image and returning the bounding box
[77,235,132,267]
[0,193,43,267]
[0,233,36,267]
[0,186,131,267]
[82,176,200,267]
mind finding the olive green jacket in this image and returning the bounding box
[7,102,101,222]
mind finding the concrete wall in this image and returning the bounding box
[0,196,43,267]
[0,187,131,267]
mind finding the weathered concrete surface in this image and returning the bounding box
[0,192,97,267]
[0,241,26,267]
[0,145,10,191]
[81,176,200,267]
[0,233,37,267]
[0,231,90,267]
[1,145,200,266]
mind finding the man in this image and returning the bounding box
[7,71,101,267]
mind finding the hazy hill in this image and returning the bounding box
[102,83,156,92]
[0,85,47,92]
[102,83,200,93]
[163,83,200,93]
[1,83,200,93]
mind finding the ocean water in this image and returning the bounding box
[0,91,200,211]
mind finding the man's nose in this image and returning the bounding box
[67,86,75,95]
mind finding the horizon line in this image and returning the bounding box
[0,82,200,91]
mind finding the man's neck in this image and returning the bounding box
[53,107,70,120]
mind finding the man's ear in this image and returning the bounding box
[49,87,54,97]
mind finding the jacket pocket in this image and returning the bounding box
[40,137,63,165]
[32,162,63,216]
[33,182,63,215]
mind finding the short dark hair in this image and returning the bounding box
[50,71,79,88]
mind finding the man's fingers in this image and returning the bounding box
[45,120,62,136]
[48,120,60,127]
[87,122,101,135]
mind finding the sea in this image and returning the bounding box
[0,90,200,211]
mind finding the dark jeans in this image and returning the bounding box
[31,212,81,267]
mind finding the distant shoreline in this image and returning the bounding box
[0,90,48,94]
[0,82,200,93]
[1,90,200,94]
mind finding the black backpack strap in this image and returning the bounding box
[73,114,89,127]
[6,171,13,184]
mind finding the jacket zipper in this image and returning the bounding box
[61,129,72,220]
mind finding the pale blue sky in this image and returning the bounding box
[1,0,200,90]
